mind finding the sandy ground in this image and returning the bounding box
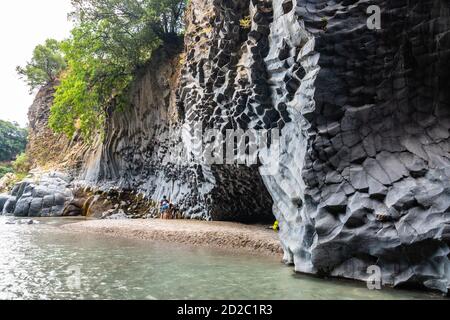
[62,219,283,257]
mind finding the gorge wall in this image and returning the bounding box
[263,0,450,293]
[21,0,450,292]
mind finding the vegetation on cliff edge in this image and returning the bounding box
[17,0,187,141]
[16,39,67,91]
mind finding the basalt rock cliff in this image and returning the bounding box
[20,0,450,292]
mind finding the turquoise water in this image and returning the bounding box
[0,217,443,300]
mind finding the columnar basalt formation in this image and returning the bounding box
[0,172,73,217]
[78,35,275,223]
[176,0,450,292]
[262,0,450,293]
[21,0,450,292]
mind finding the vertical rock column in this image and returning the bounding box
[259,0,321,270]
[78,0,276,223]
[261,0,450,293]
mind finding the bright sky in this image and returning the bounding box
[0,0,73,127]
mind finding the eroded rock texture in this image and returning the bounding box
[26,82,87,171]
[0,172,73,217]
[262,0,450,293]
[22,0,450,292]
[78,38,274,222]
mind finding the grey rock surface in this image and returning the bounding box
[25,0,450,293]
[76,4,276,223]
[1,172,74,217]
[0,194,9,212]
[260,0,450,293]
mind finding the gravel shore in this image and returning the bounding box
[62,219,283,257]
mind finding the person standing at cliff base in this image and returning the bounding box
[160,196,170,214]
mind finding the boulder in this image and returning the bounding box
[3,196,17,216]
[0,194,10,212]
[1,172,74,217]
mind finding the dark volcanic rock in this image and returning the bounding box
[77,0,275,223]
[25,0,450,293]
[0,194,9,212]
[1,172,74,217]
[263,0,450,293]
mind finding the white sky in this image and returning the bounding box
[0,0,73,127]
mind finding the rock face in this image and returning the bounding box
[0,172,73,217]
[27,82,86,171]
[27,83,67,169]
[24,0,450,292]
[260,0,450,293]
[77,38,275,222]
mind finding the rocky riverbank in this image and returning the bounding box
[0,171,73,217]
[62,219,283,257]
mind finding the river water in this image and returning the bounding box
[0,217,443,300]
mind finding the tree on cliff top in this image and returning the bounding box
[16,39,67,91]
[71,0,187,41]
[49,0,187,140]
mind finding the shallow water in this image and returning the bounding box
[0,217,443,300]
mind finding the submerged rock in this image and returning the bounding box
[5,219,40,225]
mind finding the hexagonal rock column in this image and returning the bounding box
[259,0,450,293]
[1,172,74,217]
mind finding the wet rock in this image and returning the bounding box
[63,204,83,217]
[14,197,33,217]
[3,197,17,216]
[28,198,44,217]
[5,219,40,225]
[0,194,9,212]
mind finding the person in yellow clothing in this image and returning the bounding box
[273,220,279,232]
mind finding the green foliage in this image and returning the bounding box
[71,0,187,38]
[16,39,67,91]
[49,0,187,140]
[0,165,14,179]
[12,153,31,174]
[0,120,28,179]
[49,24,130,139]
[0,120,28,162]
